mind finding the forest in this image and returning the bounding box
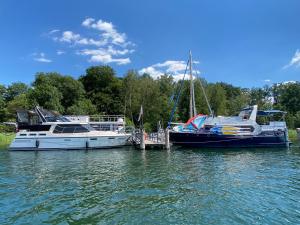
[0,65,300,132]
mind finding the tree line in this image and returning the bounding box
[0,65,300,131]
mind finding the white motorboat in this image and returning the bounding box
[9,107,131,150]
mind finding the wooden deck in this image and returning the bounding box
[131,129,170,150]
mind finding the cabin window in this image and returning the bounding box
[53,124,90,133]
[91,124,113,131]
[29,133,37,136]
[39,133,46,136]
[20,134,27,136]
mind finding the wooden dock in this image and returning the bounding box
[136,140,166,150]
[130,129,170,150]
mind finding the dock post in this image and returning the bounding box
[165,128,170,150]
[140,129,145,150]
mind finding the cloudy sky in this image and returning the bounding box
[1,0,300,87]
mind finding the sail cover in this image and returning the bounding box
[173,114,207,132]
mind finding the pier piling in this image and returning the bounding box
[140,129,145,150]
[165,129,170,150]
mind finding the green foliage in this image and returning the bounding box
[288,129,298,142]
[277,83,300,114]
[80,66,123,114]
[29,83,63,112]
[6,93,31,119]
[5,82,29,102]
[66,99,97,115]
[143,122,152,133]
[207,83,227,116]
[0,133,15,149]
[0,85,7,122]
[219,82,249,115]
[33,73,86,111]
[1,66,299,132]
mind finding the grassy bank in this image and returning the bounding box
[0,133,15,149]
[288,129,298,142]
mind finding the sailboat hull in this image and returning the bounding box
[169,131,288,148]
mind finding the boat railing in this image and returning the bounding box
[89,115,125,123]
[147,130,165,143]
[261,121,287,131]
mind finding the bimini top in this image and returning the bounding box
[257,110,287,116]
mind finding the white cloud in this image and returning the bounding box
[51,18,134,65]
[282,80,297,84]
[49,29,60,34]
[283,49,300,69]
[59,31,81,43]
[264,79,271,82]
[90,55,130,65]
[56,50,65,55]
[139,66,163,79]
[139,60,199,80]
[33,52,52,63]
[82,18,127,45]
[78,46,131,65]
[82,18,95,27]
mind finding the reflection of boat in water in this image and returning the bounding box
[169,51,289,148]
[10,107,131,150]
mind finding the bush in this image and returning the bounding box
[0,124,16,133]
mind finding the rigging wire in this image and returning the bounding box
[192,61,213,116]
[167,59,190,128]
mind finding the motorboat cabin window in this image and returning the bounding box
[53,124,90,133]
[17,110,41,126]
[256,110,287,125]
[45,116,70,122]
[90,124,115,131]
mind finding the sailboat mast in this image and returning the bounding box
[189,50,197,118]
[189,51,193,118]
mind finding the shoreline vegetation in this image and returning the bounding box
[288,129,298,142]
[0,65,300,136]
[0,133,15,149]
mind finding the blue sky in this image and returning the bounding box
[1,0,300,87]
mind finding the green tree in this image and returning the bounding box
[6,93,31,119]
[28,84,63,112]
[122,70,139,123]
[277,83,300,114]
[218,82,249,115]
[79,66,123,114]
[66,99,97,115]
[5,82,29,102]
[33,73,85,111]
[0,85,7,122]
[207,83,227,116]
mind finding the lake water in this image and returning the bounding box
[1,146,300,225]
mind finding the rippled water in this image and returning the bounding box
[1,146,300,225]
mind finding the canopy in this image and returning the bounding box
[257,110,286,116]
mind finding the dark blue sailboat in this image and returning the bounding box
[168,52,289,148]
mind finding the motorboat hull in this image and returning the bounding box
[9,134,131,151]
[169,131,289,148]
